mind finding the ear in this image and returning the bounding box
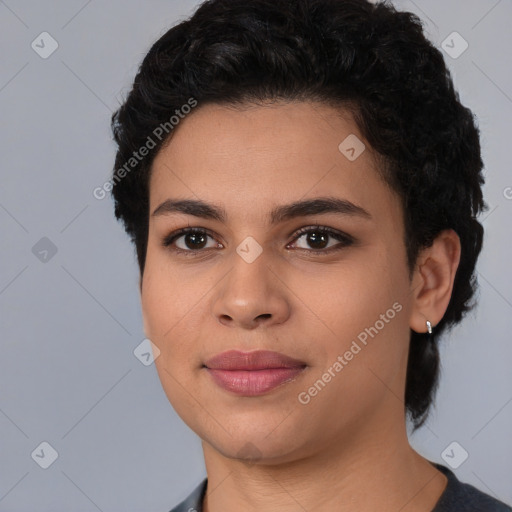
[409,229,461,333]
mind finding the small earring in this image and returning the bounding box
[426,320,432,334]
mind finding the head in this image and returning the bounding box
[110,0,486,459]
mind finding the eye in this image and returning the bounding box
[161,225,354,256]
[162,227,222,255]
[287,226,354,254]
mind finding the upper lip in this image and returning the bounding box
[204,350,307,370]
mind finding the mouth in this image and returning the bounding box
[203,350,307,396]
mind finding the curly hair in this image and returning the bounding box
[110,0,487,430]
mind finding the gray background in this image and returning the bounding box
[0,0,511,510]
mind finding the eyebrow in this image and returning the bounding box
[152,196,372,225]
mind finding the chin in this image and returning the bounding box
[197,415,314,465]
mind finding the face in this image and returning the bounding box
[141,101,415,464]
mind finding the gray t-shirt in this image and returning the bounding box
[168,462,512,511]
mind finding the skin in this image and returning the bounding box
[141,101,461,512]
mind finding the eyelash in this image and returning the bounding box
[161,225,354,257]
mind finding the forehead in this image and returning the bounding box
[149,101,398,227]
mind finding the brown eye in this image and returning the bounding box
[162,225,354,257]
[178,231,209,250]
[288,226,354,253]
[162,228,221,254]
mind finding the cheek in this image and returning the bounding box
[300,258,398,340]
[140,250,223,383]
[141,253,193,363]
[141,262,203,418]
[297,252,409,393]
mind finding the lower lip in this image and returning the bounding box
[205,367,305,396]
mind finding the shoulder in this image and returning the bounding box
[432,462,512,512]
[166,468,512,512]
[168,478,207,512]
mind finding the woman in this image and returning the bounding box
[109,0,511,510]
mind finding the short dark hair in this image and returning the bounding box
[110,0,487,430]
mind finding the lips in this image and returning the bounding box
[203,350,307,396]
[204,350,306,370]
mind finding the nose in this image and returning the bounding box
[211,250,291,330]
